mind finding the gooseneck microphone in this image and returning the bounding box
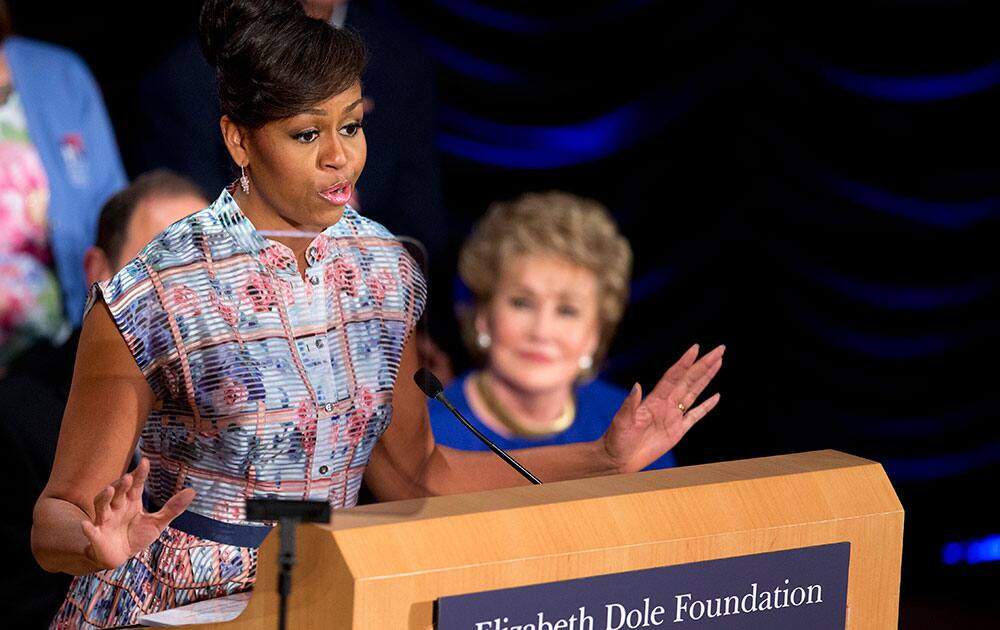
[414,368,542,485]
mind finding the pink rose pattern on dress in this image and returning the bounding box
[347,386,375,447]
[209,291,240,328]
[276,277,295,306]
[367,269,397,307]
[326,254,361,297]
[258,243,295,270]
[296,399,317,458]
[169,285,202,317]
[308,234,332,263]
[220,377,249,408]
[242,271,278,312]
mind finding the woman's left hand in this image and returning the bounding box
[602,344,724,473]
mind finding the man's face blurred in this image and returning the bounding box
[113,194,206,269]
[85,193,207,288]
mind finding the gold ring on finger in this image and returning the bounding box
[677,402,687,413]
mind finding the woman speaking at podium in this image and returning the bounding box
[30,1,724,627]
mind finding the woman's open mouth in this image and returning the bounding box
[319,181,352,205]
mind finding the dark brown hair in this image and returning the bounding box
[199,0,367,129]
[0,1,12,42]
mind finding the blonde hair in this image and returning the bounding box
[458,191,632,366]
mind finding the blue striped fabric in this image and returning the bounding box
[52,189,426,629]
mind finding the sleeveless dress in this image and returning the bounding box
[51,189,426,629]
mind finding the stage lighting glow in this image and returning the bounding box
[819,58,1000,102]
[941,535,1000,565]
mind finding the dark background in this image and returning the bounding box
[7,1,999,626]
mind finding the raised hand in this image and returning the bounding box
[602,344,724,473]
[81,458,195,570]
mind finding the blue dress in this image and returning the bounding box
[429,372,677,469]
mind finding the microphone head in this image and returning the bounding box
[413,368,444,398]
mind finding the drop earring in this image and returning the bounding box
[476,332,492,350]
[240,164,250,195]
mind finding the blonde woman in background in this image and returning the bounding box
[430,191,714,467]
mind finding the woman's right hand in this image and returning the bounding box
[601,344,724,474]
[81,458,195,570]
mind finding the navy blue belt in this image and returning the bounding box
[145,495,273,548]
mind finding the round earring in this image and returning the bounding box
[476,332,492,350]
[578,355,593,371]
[240,164,250,195]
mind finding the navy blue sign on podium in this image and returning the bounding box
[436,542,850,629]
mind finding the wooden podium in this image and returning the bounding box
[189,450,902,629]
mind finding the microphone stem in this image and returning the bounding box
[436,394,542,485]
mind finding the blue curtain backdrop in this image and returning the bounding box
[8,0,999,622]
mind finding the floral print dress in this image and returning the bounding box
[51,189,426,628]
[0,90,69,369]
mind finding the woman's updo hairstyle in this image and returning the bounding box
[199,0,367,129]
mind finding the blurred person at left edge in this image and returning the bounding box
[0,1,126,374]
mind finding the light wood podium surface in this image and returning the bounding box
[188,449,902,629]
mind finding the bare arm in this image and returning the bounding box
[365,338,723,500]
[31,303,191,575]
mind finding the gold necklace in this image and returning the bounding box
[473,371,576,438]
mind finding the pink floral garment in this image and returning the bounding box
[0,91,68,368]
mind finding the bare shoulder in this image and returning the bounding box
[43,303,154,507]
[76,300,148,382]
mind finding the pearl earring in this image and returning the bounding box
[240,164,250,195]
[476,332,492,349]
[578,355,593,371]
